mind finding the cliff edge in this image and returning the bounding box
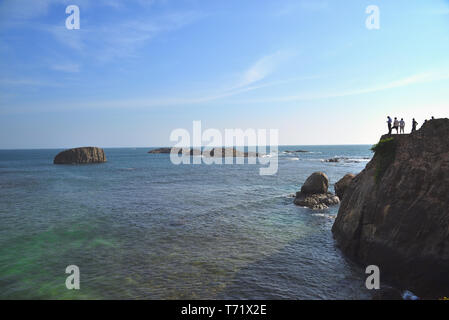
[332,118,449,298]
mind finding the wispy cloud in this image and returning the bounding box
[0,52,303,114]
[0,78,62,87]
[1,0,202,63]
[238,51,290,87]
[51,63,80,73]
[39,11,204,62]
[232,69,449,104]
[216,51,294,96]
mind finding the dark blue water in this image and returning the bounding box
[0,146,376,299]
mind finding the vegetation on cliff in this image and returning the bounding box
[370,137,397,183]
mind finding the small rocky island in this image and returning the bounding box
[332,118,449,298]
[294,172,340,210]
[54,147,107,164]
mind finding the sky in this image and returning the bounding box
[0,0,449,148]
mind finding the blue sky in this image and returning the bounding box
[0,0,449,148]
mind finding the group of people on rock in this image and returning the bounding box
[386,116,435,134]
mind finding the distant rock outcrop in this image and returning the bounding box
[334,174,356,199]
[294,172,340,209]
[147,147,172,154]
[148,147,259,157]
[148,148,201,155]
[54,147,106,164]
[203,147,259,158]
[285,149,309,153]
[332,118,449,298]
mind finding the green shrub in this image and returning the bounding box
[371,137,397,183]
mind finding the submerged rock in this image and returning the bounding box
[332,118,449,298]
[54,147,106,164]
[324,157,361,163]
[285,149,309,153]
[294,172,340,209]
[334,173,356,199]
[325,158,340,163]
[294,192,340,210]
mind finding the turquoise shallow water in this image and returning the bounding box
[0,146,376,299]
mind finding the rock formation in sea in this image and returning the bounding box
[294,172,340,210]
[284,149,309,153]
[147,147,173,154]
[54,147,107,164]
[334,173,356,199]
[203,147,259,158]
[332,118,449,298]
[148,147,201,155]
[324,157,363,163]
[148,147,259,157]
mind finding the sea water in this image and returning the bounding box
[0,146,377,299]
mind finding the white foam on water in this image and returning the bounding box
[312,213,336,219]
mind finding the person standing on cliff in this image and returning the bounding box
[400,118,405,134]
[387,116,392,134]
[393,117,399,134]
[412,118,418,132]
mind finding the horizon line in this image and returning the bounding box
[0,143,375,151]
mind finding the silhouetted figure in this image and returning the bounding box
[399,118,405,134]
[387,116,392,134]
[412,118,418,132]
[393,117,399,134]
[431,116,435,120]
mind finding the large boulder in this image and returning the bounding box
[294,172,339,209]
[54,147,106,164]
[334,173,356,199]
[301,172,329,194]
[332,118,449,298]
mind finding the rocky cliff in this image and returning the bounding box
[332,118,449,298]
[54,147,107,164]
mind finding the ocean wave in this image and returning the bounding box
[261,153,277,158]
[312,213,336,219]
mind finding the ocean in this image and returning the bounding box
[0,145,377,299]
